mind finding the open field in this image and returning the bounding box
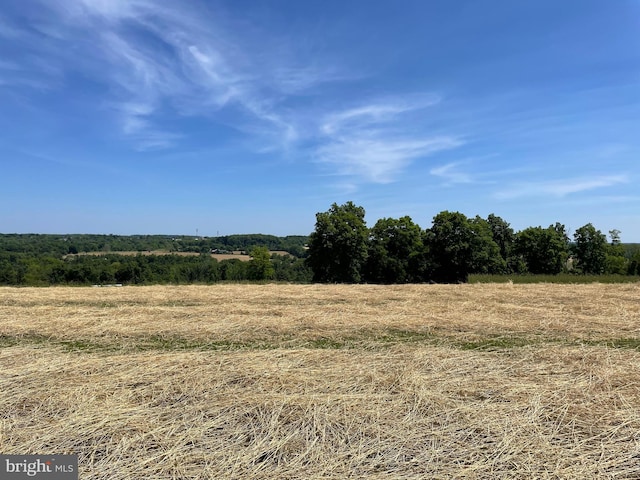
[64,250,294,261]
[1,284,640,478]
[64,250,253,261]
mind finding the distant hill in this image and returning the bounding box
[0,233,309,258]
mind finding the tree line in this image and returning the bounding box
[0,233,308,257]
[0,249,311,286]
[2,204,640,286]
[305,202,640,284]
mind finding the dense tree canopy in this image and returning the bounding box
[468,216,507,275]
[486,214,517,272]
[1,203,639,286]
[427,211,476,283]
[514,225,569,274]
[365,216,425,283]
[425,212,504,282]
[572,223,607,274]
[0,233,309,257]
[248,246,275,280]
[306,202,369,283]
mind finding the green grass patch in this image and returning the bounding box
[2,331,640,353]
[158,301,203,307]
[457,336,541,351]
[99,302,118,308]
[136,335,260,352]
[0,333,51,348]
[579,338,640,350]
[0,334,20,348]
[305,338,347,349]
[58,339,118,353]
[376,329,438,344]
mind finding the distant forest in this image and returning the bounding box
[0,233,309,257]
[1,204,640,286]
[0,234,311,285]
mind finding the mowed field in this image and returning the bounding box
[1,284,640,479]
[65,250,252,261]
[64,250,294,261]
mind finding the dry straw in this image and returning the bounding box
[1,284,639,478]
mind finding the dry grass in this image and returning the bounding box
[64,250,253,261]
[64,250,292,261]
[1,284,640,478]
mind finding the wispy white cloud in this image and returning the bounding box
[430,162,473,185]
[133,132,183,151]
[494,174,629,200]
[4,1,463,180]
[272,66,357,95]
[316,96,461,184]
[0,51,63,90]
[317,134,462,183]
[328,182,359,196]
[3,0,319,150]
[74,0,141,19]
[558,194,640,207]
[594,144,630,159]
[321,94,440,135]
[116,101,182,150]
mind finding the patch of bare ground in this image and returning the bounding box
[1,284,639,478]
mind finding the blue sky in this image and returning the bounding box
[1,0,639,240]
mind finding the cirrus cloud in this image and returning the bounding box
[494,174,629,200]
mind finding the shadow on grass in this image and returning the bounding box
[2,331,640,353]
[457,336,546,351]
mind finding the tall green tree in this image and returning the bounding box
[0,257,18,285]
[426,211,504,282]
[605,229,627,274]
[427,211,499,283]
[468,216,507,274]
[486,213,517,272]
[365,216,424,283]
[427,211,471,283]
[515,225,569,274]
[573,223,608,274]
[628,250,640,276]
[248,246,275,280]
[271,255,312,282]
[306,202,369,283]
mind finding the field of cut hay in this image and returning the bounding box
[1,284,640,479]
[65,250,253,261]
